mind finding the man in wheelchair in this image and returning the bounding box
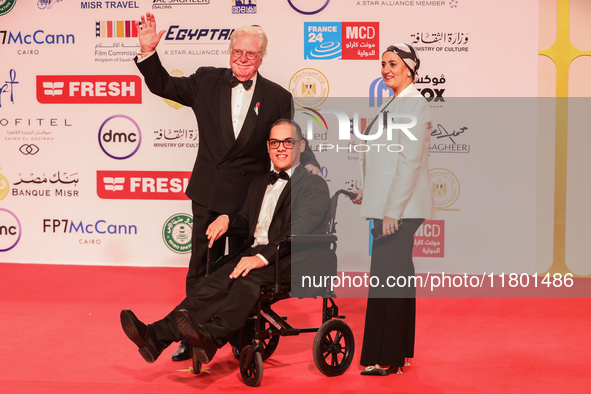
[120,119,330,369]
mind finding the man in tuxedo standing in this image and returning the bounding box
[120,119,330,370]
[133,13,320,360]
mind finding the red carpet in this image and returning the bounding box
[1,263,590,393]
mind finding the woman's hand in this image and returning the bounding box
[351,189,363,205]
[382,216,400,237]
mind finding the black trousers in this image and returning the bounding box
[151,253,279,349]
[360,218,424,368]
[186,202,244,295]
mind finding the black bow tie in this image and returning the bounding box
[229,75,253,90]
[269,171,289,185]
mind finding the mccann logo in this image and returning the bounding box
[37,75,141,104]
[162,214,193,254]
[98,115,142,160]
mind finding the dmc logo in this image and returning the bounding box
[98,115,142,160]
[97,170,191,200]
[163,214,193,254]
[0,69,19,108]
[36,76,141,104]
[0,208,21,252]
[19,144,39,155]
[288,0,330,15]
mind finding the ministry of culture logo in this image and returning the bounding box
[0,0,17,16]
[287,0,330,15]
[289,68,329,109]
[430,168,460,211]
[162,214,193,254]
[0,172,9,201]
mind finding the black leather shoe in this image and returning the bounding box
[120,309,160,363]
[176,309,218,364]
[172,338,192,361]
[232,345,241,360]
[360,366,391,376]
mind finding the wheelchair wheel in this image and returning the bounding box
[239,349,263,387]
[238,319,280,361]
[313,319,355,376]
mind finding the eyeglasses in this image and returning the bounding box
[231,49,260,60]
[268,138,300,149]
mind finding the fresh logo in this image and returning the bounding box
[97,170,191,200]
[37,75,141,104]
[162,214,193,254]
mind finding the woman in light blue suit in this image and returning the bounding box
[352,43,434,376]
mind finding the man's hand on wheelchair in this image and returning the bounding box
[229,256,266,279]
[206,215,229,248]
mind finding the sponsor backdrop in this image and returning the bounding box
[1,0,538,276]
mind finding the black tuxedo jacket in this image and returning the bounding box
[136,53,319,214]
[228,165,330,270]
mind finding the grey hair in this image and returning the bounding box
[229,26,268,58]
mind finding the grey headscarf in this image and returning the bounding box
[385,43,420,83]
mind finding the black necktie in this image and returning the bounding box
[269,171,289,185]
[229,75,253,90]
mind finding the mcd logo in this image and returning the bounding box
[36,75,141,104]
[97,170,191,200]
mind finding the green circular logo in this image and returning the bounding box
[0,0,18,16]
[162,213,193,254]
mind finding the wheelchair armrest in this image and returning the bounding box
[287,234,338,244]
[205,226,249,276]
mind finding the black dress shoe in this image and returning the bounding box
[172,338,192,361]
[120,309,160,363]
[360,366,391,376]
[176,309,218,364]
[232,345,241,360]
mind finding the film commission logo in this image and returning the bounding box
[304,22,379,60]
[97,170,191,200]
[289,68,329,108]
[0,0,17,16]
[163,214,192,254]
[0,208,21,252]
[430,168,460,211]
[36,75,141,104]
